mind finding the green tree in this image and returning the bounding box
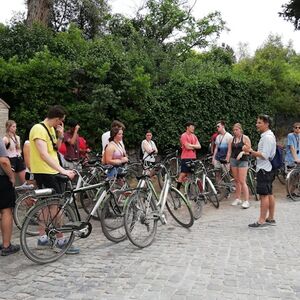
[279,0,300,30]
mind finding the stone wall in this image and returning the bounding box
[0,99,10,138]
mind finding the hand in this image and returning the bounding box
[236,151,245,161]
[121,157,128,164]
[56,123,64,137]
[242,145,251,152]
[62,169,76,180]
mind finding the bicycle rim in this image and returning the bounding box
[14,193,38,234]
[20,198,77,264]
[166,187,194,228]
[124,190,158,248]
[99,193,127,243]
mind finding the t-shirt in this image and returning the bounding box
[101,131,110,153]
[215,132,233,161]
[180,132,199,159]
[0,139,8,176]
[285,133,300,165]
[64,131,80,160]
[29,123,59,174]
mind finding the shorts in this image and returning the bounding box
[230,158,248,168]
[34,173,64,194]
[9,156,26,173]
[256,169,275,195]
[180,159,195,173]
[0,175,16,209]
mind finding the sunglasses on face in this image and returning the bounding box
[294,127,300,129]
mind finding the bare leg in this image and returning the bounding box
[17,170,26,185]
[239,167,249,201]
[267,195,275,220]
[231,166,241,199]
[0,208,13,248]
[258,195,269,224]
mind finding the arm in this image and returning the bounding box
[3,136,9,146]
[35,139,74,178]
[142,141,155,154]
[187,141,201,150]
[225,138,233,162]
[68,125,80,145]
[0,157,15,186]
[23,142,30,171]
[290,145,300,163]
[55,123,65,149]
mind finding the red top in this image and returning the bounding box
[180,132,199,159]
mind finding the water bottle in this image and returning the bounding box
[33,188,54,196]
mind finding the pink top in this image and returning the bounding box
[180,132,199,159]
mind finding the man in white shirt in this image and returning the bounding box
[141,130,158,163]
[244,115,276,228]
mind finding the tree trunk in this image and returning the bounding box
[26,0,52,26]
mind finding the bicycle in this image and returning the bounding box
[286,163,300,201]
[246,159,259,201]
[123,162,194,248]
[20,168,129,264]
[184,159,219,219]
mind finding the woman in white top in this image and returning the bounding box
[141,130,158,163]
[3,120,26,184]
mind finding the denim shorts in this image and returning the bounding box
[230,158,248,168]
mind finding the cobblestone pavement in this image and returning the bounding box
[1,182,300,300]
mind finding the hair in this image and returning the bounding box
[111,120,125,130]
[5,120,16,133]
[293,122,300,128]
[146,130,152,134]
[233,123,243,133]
[185,121,195,127]
[109,126,122,142]
[258,114,272,128]
[5,120,20,150]
[67,119,78,128]
[46,105,66,119]
[216,120,225,126]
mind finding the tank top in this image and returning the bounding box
[231,135,247,161]
[5,135,21,158]
[111,142,126,159]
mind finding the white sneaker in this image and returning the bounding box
[242,200,250,209]
[231,199,242,206]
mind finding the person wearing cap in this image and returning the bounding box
[176,122,201,191]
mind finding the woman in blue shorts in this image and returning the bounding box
[230,123,252,209]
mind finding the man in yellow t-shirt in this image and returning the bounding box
[29,105,79,254]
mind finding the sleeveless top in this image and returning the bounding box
[231,135,247,161]
[111,142,126,160]
[5,135,21,158]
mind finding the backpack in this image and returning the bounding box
[270,145,284,170]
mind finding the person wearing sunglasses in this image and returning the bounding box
[285,122,300,168]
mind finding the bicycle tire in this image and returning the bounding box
[276,168,286,185]
[13,192,38,234]
[247,169,259,201]
[20,198,77,264]
[204,178,219,208]
[185,180,204,220]
[206,169,229,201]
[166,187,194,228]
[98,192,127,243]
[124,189,158,248]
[286,168,300,201]
[79,175,101,220]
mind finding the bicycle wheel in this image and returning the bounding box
[247,169,259,201]
[185,180,204,220]
[124,189,158,248]
[207,169,229,201]
[14,192,38,234]
[276,168,286,185]
[20,198,77,264]
[166,187,194,228]
[286,169,300,201]
[98,191,127,243]
[204,178,219,208]
[79,175,101,219]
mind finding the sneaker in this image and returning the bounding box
[266,219,276,226]
[231,199,242,206]
[248,222,267,228]
[37,238,52,249]
[1,244,20,256]
[55,239,80,255]
[241,200,250,209]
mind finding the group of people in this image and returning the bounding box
[0,104,297,256]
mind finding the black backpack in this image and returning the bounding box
[270,145,284,170]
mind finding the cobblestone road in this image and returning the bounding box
[1,182,300,300]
